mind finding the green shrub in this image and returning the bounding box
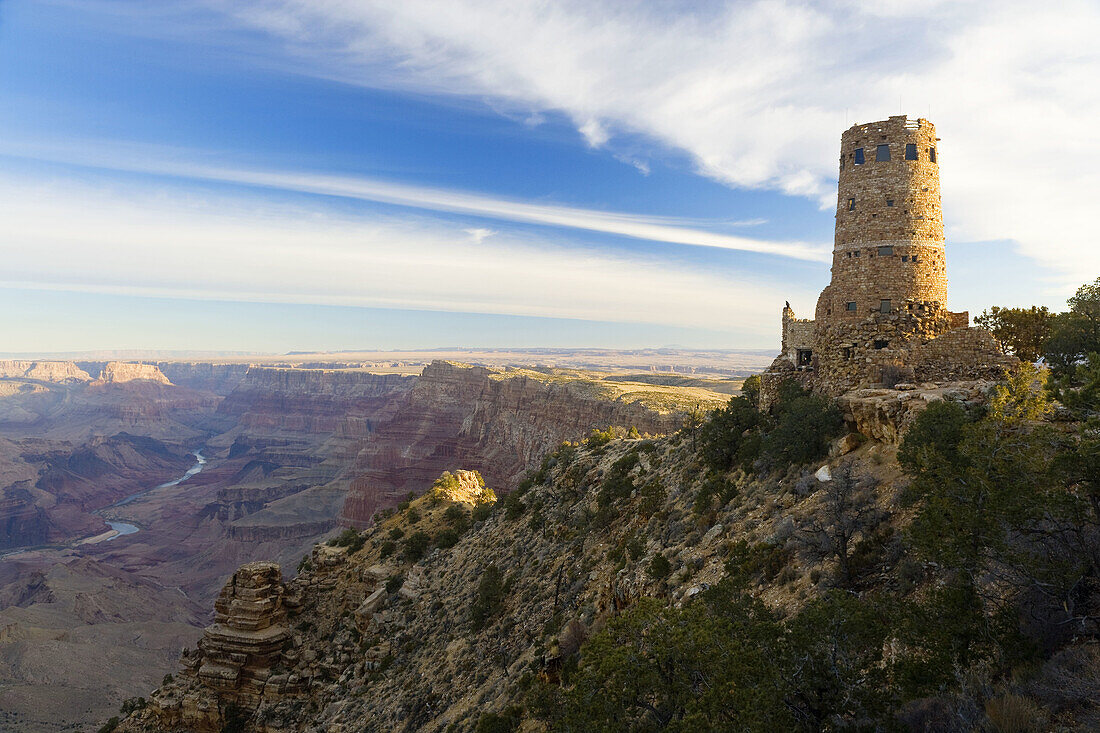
[435,528,461,548]
[402,531,431,562]
[472,502,493,522]
[379,540,396,558]
[96,717,119,733]
[726,540,792,583]
[406,508,421,524]
[388,527,405,540]
[648,552,671,580]
[741,374,762,407]
[385,574,404,594]
[328,527,365,554]
[443,504,470,534]
[698,395,762,471]
[638,477,666,517]
[470,565,506,630]
[760,390,843,467]
[474,706,523,733]
[501,492,526,520]
[585,426,618,449]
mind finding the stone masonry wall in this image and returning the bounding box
[816,116,946,324]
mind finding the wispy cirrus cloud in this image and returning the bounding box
[0,175,813,337]
[0,139,822,262]
[216,0,1100,295]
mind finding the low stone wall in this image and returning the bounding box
[909,327,1017,382]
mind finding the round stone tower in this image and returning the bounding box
[815,115,946,323]
[758,115,1013,409]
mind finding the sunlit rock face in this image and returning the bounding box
[339,360,685,527]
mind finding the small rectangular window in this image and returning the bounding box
[905,143,917,160]
[911,255,918,262]
[902,255,909,262]
[841,347,852,360]
[886,199,894,207]
[854,148,865,165]
[878,246,893,256]
[846,301,857,311]
[873,339,889,350]
[840,157,845,170]
[854,250,861,257]
[929,147,937,163]
[880,300,891,313]
[848,198,855,211]
[875,144,890,161]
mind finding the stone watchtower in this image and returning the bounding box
[761,116,1013,407]
[816,116,946,324]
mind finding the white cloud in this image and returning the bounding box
[219,0,1100,295]
[0,176,809,339]
[0,138,826,262]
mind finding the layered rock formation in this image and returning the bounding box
[0,360,91,383]
[156,363,251,395]
[339,361,695,527]
[95,362,173,385]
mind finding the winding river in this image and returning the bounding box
[91,449,206,542]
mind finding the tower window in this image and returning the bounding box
[845,301,857,311]
[878,246,894,256]
[848,198,855,211]
[929,147,937,163]
[911,255,919,262]
[886,199,894,207]
[873,340,889,350]
[854,148,865,165]
[902,255,909,262]
[880,300,891,313]
[854,250,860,257]
[875,144,890,161]
[841,347,852,360]
[905,143,918,160]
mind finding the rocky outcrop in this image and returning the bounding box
[339,361,688,527]
[0,360,91,383]
[95,362,172,385]
[149,562,297,731]
[429,469,495,505]
[837,380,995,443]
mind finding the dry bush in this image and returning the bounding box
[559,618,589,659]
[1023,645,1100,717]
[983,694,1045,733]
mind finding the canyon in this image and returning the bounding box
[0,353,758,731]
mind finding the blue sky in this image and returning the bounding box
[1,1,1096,353]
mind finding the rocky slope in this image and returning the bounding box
[119,378,1100,733]
[115,428,862,732]
[0,359,732,732]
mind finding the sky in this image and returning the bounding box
[1,0,1097,354]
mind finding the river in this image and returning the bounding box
[94,449,207,541]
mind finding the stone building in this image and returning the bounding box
[760,116,1014,407]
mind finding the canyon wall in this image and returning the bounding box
[156,362,251,395]
[339,361,687,527]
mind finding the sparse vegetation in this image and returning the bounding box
[328,527,365,554]
[470,565,506,631]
